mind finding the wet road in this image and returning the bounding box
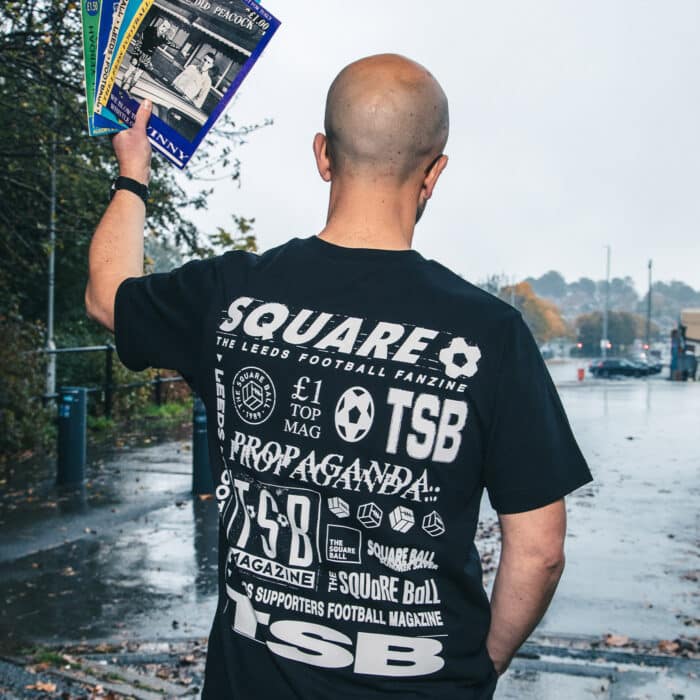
[497,364,699,642]
[0,364,697,654]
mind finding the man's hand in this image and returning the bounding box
[112,99,153,184]
[486,498,567,676]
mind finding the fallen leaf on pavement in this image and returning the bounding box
[604,634,630,647]
[26,681,57,691]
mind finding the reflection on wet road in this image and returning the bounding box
[483,365,699,640]
[1,364,697,649]
[0,498,219,646]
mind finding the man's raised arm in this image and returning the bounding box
[486,498,567,675]
[85,100,153,332]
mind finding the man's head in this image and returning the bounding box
[201,53,215,73]
[316,54,449,222]
[315,54,449,222]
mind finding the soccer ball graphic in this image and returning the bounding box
[334,386,375,443]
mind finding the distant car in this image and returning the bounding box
[588,358,652,378]
[636,359,663,375]
[629,352,663,375]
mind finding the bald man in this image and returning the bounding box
[86,54,592,699]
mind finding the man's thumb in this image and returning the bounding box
[133,99,152,131]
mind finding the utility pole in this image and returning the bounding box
[646,259,653,349]
[46,102,57,398]
[602,245,611,358]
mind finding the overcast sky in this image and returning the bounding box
[184,0,699,294]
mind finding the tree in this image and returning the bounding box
[605,276,639,311]
[500,282,569,344]
[0,0,263,329]
[0,0,263,461]
[526,270,567,299]
[639,280,700,335]
[574,311,656,355]
[570,277,596,297]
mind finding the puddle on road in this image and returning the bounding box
[0,499,219,649]
[483,372,699,640]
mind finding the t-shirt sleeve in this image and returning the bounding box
[113,256,220,382]
[482,311,593,514]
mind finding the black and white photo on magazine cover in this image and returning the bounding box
[116,0,268,141]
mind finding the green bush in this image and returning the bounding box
[0,312,54,463]
[0,313,193,464]
[87,415,115,432]
[143,401,191,420]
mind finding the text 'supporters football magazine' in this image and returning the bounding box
[95,0,280,168]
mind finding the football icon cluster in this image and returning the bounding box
[329,496,446,538]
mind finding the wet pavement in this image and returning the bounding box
[498,364,699,642]
[1,361,698,698]
[0,438,216,646]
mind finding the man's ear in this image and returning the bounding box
[421,154,448,202]
[313,133,332,182]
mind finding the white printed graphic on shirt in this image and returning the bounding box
[232,366,276,425]
[226,584,446,676]
[366,539,439,573]
[216,472,322,590]
[334,386,375,443]
[212,296,485,677]
[438,337,482,379]
[385,388,468,463]
[217,296,482,380]
[326,524,362,564]
[226,430,441,503]
[285,375,323,440]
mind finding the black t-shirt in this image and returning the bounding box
[115,236,592,699]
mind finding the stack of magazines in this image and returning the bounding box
[80,0,280,168]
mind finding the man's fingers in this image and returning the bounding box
[132,99,152,131]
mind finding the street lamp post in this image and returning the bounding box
[646,259,653,349]
[602,245,611,359]
[46,106,57,398]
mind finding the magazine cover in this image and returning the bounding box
[98,0,280,168]
[97,0,155,108]
[93,0,130,129]
[80,0,119,134]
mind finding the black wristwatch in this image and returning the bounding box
[109,176,149,206]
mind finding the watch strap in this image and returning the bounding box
[110,176,149,206]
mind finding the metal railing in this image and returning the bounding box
[56,387,213,494]
[34,344,213,494]
[39,344,185,418]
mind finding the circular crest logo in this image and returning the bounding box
[232,366,276,425]
[334,386,375,443]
